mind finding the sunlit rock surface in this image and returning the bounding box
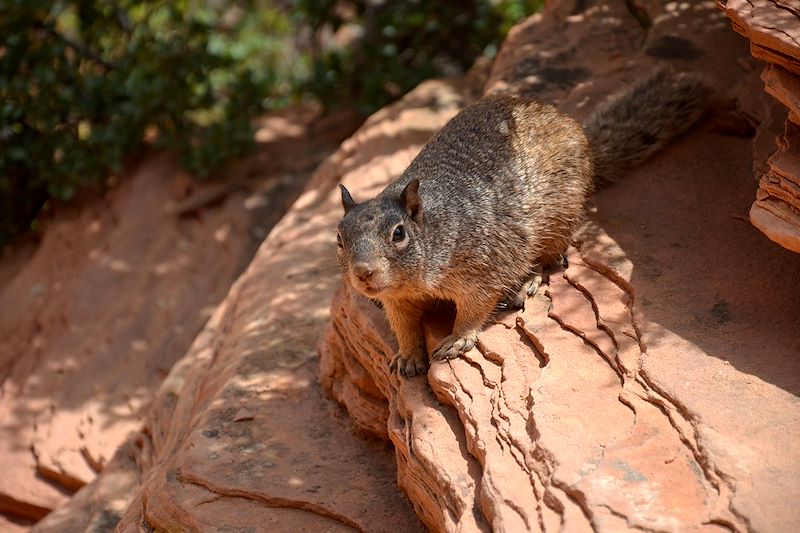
[24,1,800,531]
[321,1,800,531]
[0,106,357,528]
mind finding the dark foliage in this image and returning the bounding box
[0,0,541,245]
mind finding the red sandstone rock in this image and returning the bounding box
[23,1,800,531]
[733,58,788,183]
[762,63,800,123]
[750,119,800,251]
[755,62,800,253]
[722,0,800,75]
[722,1,800,252]
[321,1,800,531]
[0,106,356,526]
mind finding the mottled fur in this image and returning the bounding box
[585,68,712,185]
[337,69,710,377]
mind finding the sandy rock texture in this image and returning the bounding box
[0,106,357,527]
[321,1,800,532]
[721,0,800,252]
[31,77,484,531]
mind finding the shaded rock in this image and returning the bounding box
[750,118,800,252]
[722,1,800,252]
[722,0,800,75]
[751,63,800,252]
[730,57,788,184]
[0,515,34,533]
[762,63,800,122]
[0,105,358,525]
[321,1,800,531]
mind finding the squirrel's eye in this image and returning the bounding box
[336,232,343,247]
[392,225,405,243]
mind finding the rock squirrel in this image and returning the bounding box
[336,68,711,376]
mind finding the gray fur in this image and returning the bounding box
[584,68,711,186]
[337,69,710,377]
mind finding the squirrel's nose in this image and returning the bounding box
[353,262,374,282]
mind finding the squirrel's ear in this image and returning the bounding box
[339,184,356,214]
[401,179,423,223]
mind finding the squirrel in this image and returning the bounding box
[336,68,711,377]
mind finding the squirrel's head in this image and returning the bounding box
[336,179,424,298]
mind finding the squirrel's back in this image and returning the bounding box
[377,67,711,280]
[382,95,593,281]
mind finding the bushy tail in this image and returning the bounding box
[584,68,712,187]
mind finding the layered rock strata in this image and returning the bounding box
[32,79,479,532]
[722,0,800,252]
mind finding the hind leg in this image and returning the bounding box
[497,270,543,311]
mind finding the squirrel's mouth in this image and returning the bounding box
[359,284,385,297]
[354,279,387,297]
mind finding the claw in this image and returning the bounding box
[431,331,478,361]
[498,272,543,311]
[389,352,428,377]
[527,273,543,297]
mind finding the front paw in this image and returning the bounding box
[431,331,477,361]
[389,351,429,377]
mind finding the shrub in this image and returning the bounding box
[297,0,543,114]
[0,0,293,243]
[0,0,541,245]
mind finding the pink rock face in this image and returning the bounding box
[321,1,800,532]
[750,119,800,252]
